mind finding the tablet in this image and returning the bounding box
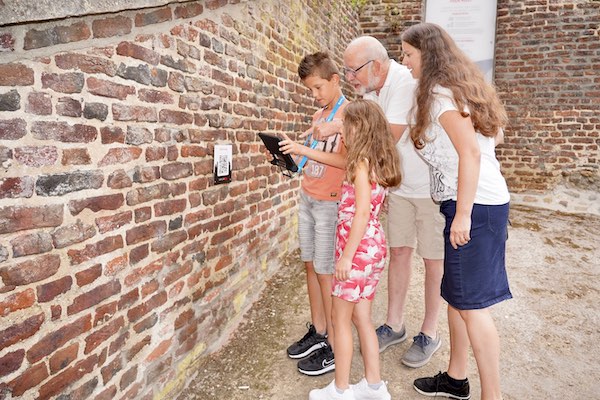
[258,133,299,173]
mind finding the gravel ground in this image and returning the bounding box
[179,204,600,400]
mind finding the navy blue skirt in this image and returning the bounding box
[440,200,512,310]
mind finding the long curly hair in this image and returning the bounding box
[343,99,401,188]
[401,23,507,149]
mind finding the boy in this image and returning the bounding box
[284,52,347,376]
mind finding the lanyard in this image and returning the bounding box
[297,95,346,172]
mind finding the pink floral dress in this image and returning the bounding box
[332,181,388,302]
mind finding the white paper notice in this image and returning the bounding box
[425,0,498,81]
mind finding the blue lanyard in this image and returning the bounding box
[297,95,346,172]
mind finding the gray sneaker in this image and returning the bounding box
[401,332,442,368]
[375,324,408,353]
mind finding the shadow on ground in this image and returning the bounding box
[179,205,600,400]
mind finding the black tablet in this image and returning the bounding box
[258,133,299,173]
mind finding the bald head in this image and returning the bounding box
[345,36,389,62]
[343,36,390,95]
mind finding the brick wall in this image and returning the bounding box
[360,0,600,214]
[0,1,360,399]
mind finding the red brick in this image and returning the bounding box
[146,147,167,161]
[92,16,132,39]
[135,7,172,27]
[67,281,121,316]
[0,63,34,86]
[0,176,35,199]
[27,314,91,363]
[0,254,60,287]
[0,313,44,351]
[24,22,90,50]
[167,71,185,92]
[0,33,15,52]
[151,230,188,253]
[161,162,193,180]
[66,377,98,400]
[108,169,133,189]
[206,0,228,10]
[127,336,151,362]
[117,41,160,65]
[159,109,194,125]
[85,316,125,354]
[106,254,128,276]
[126,221,167,246]
[98,147,143,167]
[154,199,187,217]
[96,211,132,234]
[67,235,124,266]
[126,182,170,206]
[101,355,123,385]
[174,3,204,19]
[49,343,78,374]
[55,53,117,76]
[11,231,53,257]
[127,291,167,323]
[0,118,26,140]
[31,121,97,143]
[37,276,73,303]
[163,261,192,287]
[119,365,138,390]
[41,72,84,93]
[62,148,92,165]
[95,385,117,400]
[0,288,35,316]
[14,145,58,167]
[75,264,102,287]
[100,126,125,144]
[146,337,172,362]
[8,362,48,396]
[109,331,130,357]
[94,301,118,327]
[112,104,158,122]
[139,89,174,104]
[38,354,98,400]
[52,220,96,249]
[69,193,124,216]
[26,91,52,115]
[0,349,25,378]
[130,244,149,265]
[87,77,135,100]
[56,97,82,117]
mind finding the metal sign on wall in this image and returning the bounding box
[424,0,499,82]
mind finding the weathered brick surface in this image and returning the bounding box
[0,0,362,398]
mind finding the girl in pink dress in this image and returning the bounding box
[309,99,402,400]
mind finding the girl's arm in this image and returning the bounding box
[278,132,347,169]
[439,110,481,250]
[335,160,370,282]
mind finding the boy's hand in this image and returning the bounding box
[279,133,303,156]
[312,119,343,140]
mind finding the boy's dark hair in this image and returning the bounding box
[298,52,340,80]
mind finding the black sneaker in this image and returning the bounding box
[413,371,470,399]
[287,323,328,359]
[297,345,335,376]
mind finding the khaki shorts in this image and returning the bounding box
[385,193,444,260]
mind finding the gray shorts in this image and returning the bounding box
[298,190,338,275]
[386,193,445,260]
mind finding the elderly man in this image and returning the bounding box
[342,36,445,369]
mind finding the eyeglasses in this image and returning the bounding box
[343,60,374,77]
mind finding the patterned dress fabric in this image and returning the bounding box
[332,181,388,302]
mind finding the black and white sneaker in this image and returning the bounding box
[297,345,335,376]
[413,371,470,399]
[287,323,328,359]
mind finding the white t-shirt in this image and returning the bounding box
[364,60,430,198]
[417,86,510,205]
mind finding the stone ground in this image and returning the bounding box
[178,204,600,400]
